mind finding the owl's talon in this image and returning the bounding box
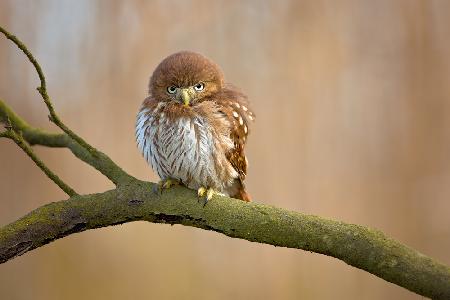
[154,178,180,194]
[163,178,179,189]
[206,189,215,201]
[197,187,207,198]
[197,187,216,206]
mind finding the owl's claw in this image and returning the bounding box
[153,178,180,195]
[197,187,207,198]
[197,187,216,206]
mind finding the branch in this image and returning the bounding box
[0,126,77,197]
[0,183,449,299]
[0,25,95,156]
[0,99,133,185]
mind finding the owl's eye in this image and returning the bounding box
[194,82,205,92]
[167,85,177,94]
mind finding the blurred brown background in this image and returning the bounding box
[1,0,449,299]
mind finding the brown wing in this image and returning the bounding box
[217,86,255,182]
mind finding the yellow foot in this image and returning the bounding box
[197,187,216,206]
[153,178,180,194]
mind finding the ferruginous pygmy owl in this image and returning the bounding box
[136,51,255,203]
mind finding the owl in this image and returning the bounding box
[136,51,255,203]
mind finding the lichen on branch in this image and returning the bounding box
[0,182,449,299]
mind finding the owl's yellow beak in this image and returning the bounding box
[180,89,191,106]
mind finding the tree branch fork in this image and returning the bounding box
[0,25,449,299]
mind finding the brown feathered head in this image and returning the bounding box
[149,51,224,106]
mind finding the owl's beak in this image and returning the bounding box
[180,89,191,106]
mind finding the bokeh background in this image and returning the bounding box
[1,0,449,299]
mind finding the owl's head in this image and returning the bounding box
[149,51,224,106]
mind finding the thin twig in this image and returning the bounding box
[0,99,133,185]
[0,124,77,197]
[0,25,96,155]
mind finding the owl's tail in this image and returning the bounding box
[232,180,251,202]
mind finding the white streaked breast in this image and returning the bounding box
[135,106,238,193]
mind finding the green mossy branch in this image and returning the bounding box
[0,99,132,185]
[1,24,450,300]
[0,183,449,299]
